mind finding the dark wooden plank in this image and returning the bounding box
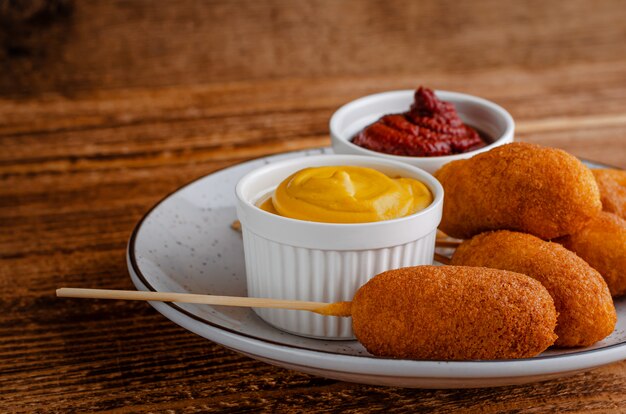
[2,0,626,96]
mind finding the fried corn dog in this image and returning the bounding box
[434,143,601,240]
[451,231,616,347]
[351,266,557,360]
[559,211,626,297]
[593,169,626,219]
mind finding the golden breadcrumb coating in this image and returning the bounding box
[593,169,626,219]
[351,266,557,360]
[434,142,601,240]
[559,211,626,297]
[451,231,616,347]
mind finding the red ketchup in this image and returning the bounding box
[352,87,487,157]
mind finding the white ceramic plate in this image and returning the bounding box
[127,148,626,388]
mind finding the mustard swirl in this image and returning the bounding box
[258,166,432,223]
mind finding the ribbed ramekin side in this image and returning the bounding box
[243,230,436,339]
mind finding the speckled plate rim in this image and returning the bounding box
[127,148,626,385]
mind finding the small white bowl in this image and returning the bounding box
[235,154,443,339]
[330,90,515,174]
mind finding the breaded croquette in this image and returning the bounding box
[593,169,626,219]
[351,266,557,360]
[559,211,626,297]
[434,143,602,240]
[451,230,616,347]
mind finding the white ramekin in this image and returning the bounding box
[330,90,515,174]
[235,154,443,339]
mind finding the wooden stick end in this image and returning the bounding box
[312,301,352,317]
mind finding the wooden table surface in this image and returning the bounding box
[2,1,626,412]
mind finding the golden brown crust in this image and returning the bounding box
[434,142,602,240]
[451,231,616,347]
[351,265,557,360]
[559,211,626,297]
[593,169,626,219]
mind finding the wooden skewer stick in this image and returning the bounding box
[107,220,453,310]
[434,240,461,248]
[434,253,451,265]
[230,220,242,232]
[56,288,352,317]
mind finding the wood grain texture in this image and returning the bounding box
[1,0,626,412]
[2,0,626,96]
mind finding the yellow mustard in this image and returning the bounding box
[257,166,432,223]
